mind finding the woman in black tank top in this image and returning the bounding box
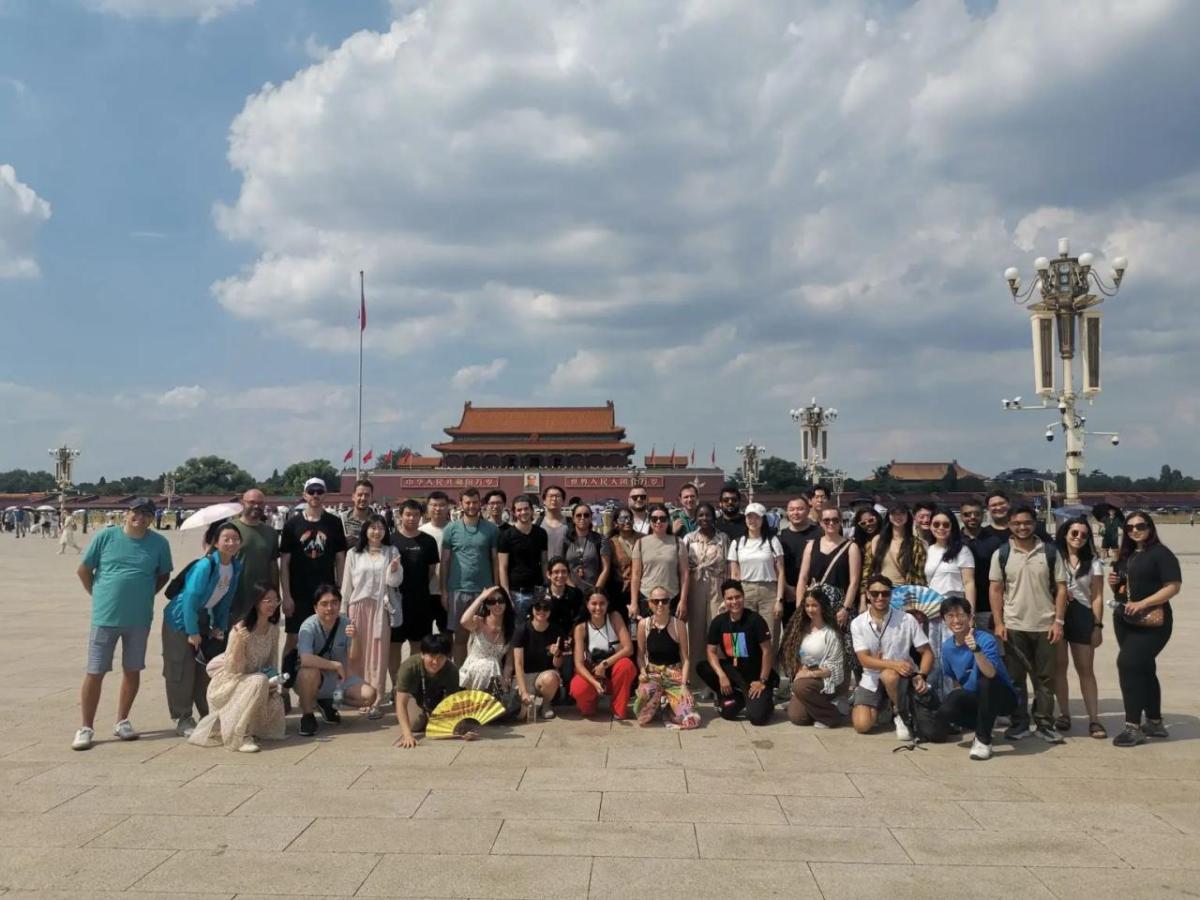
[633,589,700,729]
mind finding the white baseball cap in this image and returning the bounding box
[744,502,767,517]
[303,477,327,492]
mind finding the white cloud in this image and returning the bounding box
[0,164,50,279]
[80,0,253,22]
[157,385,207,409]
[450,358,507,390]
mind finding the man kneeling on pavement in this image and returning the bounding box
[296,585,377,736]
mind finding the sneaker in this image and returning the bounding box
[1003,723,1031,741]
[317,699,342,724]
[112,719,138,741]
[299,713,319,736]
[1035,725,1065,744]
[542,708,556,720]
[175,716,196,737]
[969,738,993,760]
[895,717,913,742]
[366,706,383,720]
[1142,719,1169,739]
[72,727,94,751]
[1113,725,1146,748]
[813,721,831,729]
[237,739,260,753]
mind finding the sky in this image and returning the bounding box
[2,0,1198,485]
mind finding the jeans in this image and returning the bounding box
[935,676,1016,745]
[696,659,779,726]
[1114,612,1173,724]
[1003,629,1056,730]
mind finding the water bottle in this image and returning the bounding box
[332,686,345,707]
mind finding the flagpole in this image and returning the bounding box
[357,270,365,479]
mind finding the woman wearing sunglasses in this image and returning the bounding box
[633,587,699,729]
[607,506,640,614]
[1052,516,1105,737]
[1107,512,1182,747]
[861,502,926,605]
[630,504,688,623]
[565,503,611,600]
[457,586,516,692]
[513,596,565,719]
[797,507,861,626]
[924,508,975,694]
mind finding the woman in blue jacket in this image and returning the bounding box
[163,521,243,736]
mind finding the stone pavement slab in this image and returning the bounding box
[0,846,174,891]
[518,765,686,793]
[289,815,504,854]
[413,788,601,821]
[695,823,909,862]
[588,857,823,900]
[133,848,381,895]
[356,853,592,898]
[89,812,314,850]
[777,794,980,829]
[809,862,1057,899]
[1027,866,1200,899]
[599,789,786,824]
[230,786,426,818]
[53,782,257,816]
[0,810,127,847]
[492,819,699,858]
[892,826,1116,867]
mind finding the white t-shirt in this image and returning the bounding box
[1066,557,1103,607]
[727,535,783,584]
[799,630,830,669]
[851,607,930,692]
[419,522,445,595]
[924,544,975,597]
[205,562,234,610]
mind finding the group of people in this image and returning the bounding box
[70,477,1182,759]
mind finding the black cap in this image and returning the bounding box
[128,497,156,515]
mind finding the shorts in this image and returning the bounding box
[445,590,477,632]
[285,596,316,635]
[316,672,365,701]
[851,684,888,709]
[86,625,150,674]
[522,670,560,693]
[1064,602,1095,645]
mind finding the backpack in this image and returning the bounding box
[997,540,1058,598]
[163,555,216,600]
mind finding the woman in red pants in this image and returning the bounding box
[570,591,636,719]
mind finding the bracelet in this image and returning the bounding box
[1054,618,1065,626]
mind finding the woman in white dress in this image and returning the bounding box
[924,508,976,694]
[188,583,286,753]
[341,515,402,719]
[458,586,516,691]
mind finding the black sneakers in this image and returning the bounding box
[299,713,319,737]
[1142,719,1169,739]
[317,699,342,724]
[1112,725,1146,747]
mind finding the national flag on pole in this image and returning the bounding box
[690,445,696,465]
[359,280,367,332]
[344,447,354,463]
[362,448,373,464]
[650,444,656,460]
[381,450,394,467]
[710,445,716,466]
[669,444,676,464]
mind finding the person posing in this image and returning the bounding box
[798,506,861,628]
[230,488,279,623]
[778,496,821,628]
[850,506,881,559]
[189,583,286,753]
[698,579,778,726]
[715,486,747,542]
[343,478,375,545]
[862,503,926,597]
[683,503,729,692]
[851,576,934,740]
[280,478,348,709]
[162,521,243,736]
[1108,512,1182,747]
[514,596,565,719]
[960,497,1001,631]
[341,514,402,719]
[608,507,640,613]
[482,489,510,532]
[727,502,786,661]
[1053,516,1105,737]
[912,501,936,546]
[630,504,689,622]
[73,498,173,750]
[565,502,611,600]
[634,587,699,729]
[296,586,377,737]
[498,494,549,616]
[393,633,463,749]
[539,484,570,559]
[935,595,1018,760]
[419,490,451,631]
[570,591,636,719]
[781,585,846,728]
[924,508,976,693]
[458,586,516,692]
[440,488,500,666]
[988,504,1068,745]
[671,482,700,537]
[390,500,440,684]
[627,486,652,535]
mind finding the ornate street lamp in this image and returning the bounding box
[789,398,838,486]
[1002,237,1127,505]
[48,445,81,521]
[734,442,766,503]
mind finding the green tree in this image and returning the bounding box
[279,459,338,495]
[759,456,808,492]
[261,468,285,493]
[171,456,255,495]
[0,469,57,492]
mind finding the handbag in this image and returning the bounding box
[1121,605,1164,628]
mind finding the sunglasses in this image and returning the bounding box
[1066,529,1089,539]
[573,512,591,518]
[650,516,669,523]
[306,489,325,496]
[648,597,670,605]
[867,589,890,598]
[1126,522,1150,532]
[532,603,552,612]
[821,518,840,524]
[616,515,632,523]
[630,494,647,501]
[931,521,952,529]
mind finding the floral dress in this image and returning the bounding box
[459,627,508,691]
[188,623,285,749]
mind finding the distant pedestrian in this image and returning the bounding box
[58,513,81,554]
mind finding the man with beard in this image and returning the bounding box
[715,486,747,542]
[628,486,652,535]
[230,487,279,623]
[343,478,375,545]
[672,483,700,537]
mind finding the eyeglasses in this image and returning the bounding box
[867,589,890,598]
[821,517,840,525]
[573,512,591,519]
[1126,522,1150,533]
[650,516,668,523]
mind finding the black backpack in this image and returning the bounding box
[996,540,1059,597]
[163,555,216,600]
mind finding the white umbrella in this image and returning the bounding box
[36,505,55,511]
[179,501,242,531]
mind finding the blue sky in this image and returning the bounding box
[2,0,1198,484]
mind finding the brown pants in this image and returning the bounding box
[787,677,839,727]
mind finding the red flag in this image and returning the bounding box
[381,450,394,466]
[650,444,656,461]
[669,444,676,464]
[343,447,354,463]
[359,275,367,332]
[690,445,696,465]
[362,448,374,464]
[710,445,716,466]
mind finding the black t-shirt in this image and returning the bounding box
[777,524,820,587]
[515,620,564,673]
[392,530,439,604]
[967,528,1007,610]
[1123,543,1182,608]
[545,584,585,633]
[280,511,348,606]
[498,525,549,591]
[716,513,747,543]
[706,610,770,674]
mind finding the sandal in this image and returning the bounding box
[1054,715,1071,732]
[1089,720,1107,739]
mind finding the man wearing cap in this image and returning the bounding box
[280,478,347,705]
[73,498,173,750]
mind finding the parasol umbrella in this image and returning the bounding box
[36,505,55,511]
[1052,504,1091,521]
[1091,502,1121,520]
[178,501,242,532]
[890,584,946,619]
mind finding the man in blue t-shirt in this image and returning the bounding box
[936,595,1017,760]
[73,498,173,751]
[440,488,499,665]
[295,585,377,737]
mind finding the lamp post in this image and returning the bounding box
[48,445,80,522]
[163,472,177,514]
[789,398,838,486]
[1002,238,1127,506]
[734,442,766,504]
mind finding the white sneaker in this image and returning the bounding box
[813,721,831,729]
[894,717,913,741]
[237,739,260,753]
[175,716,196,737]
[112,719,138,741]
[969,738,993,760]
[72,727,94,751]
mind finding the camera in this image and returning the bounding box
[1111,435,1120,446]
[1045,428,1054,442]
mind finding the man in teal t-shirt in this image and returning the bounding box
[439,488,499,665]
[73,498,173,751]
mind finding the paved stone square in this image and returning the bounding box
[0,524,1197,898]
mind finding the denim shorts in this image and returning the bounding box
[86,625,150,674]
